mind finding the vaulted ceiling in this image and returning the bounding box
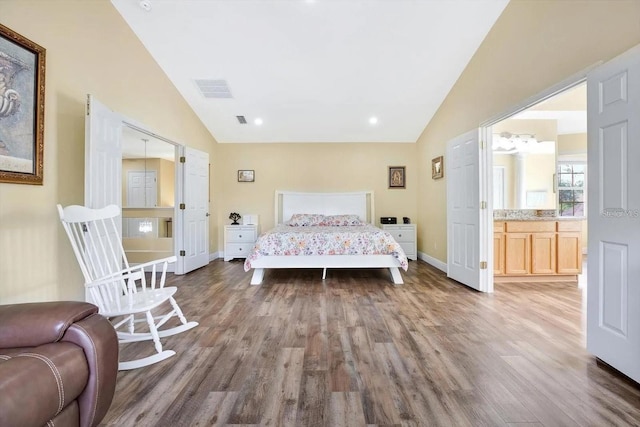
[111,0,509,143]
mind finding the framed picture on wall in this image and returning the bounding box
[432,156,444,179]
[0,23,46,185]
[238,169,255,182]
[388,166,405,189]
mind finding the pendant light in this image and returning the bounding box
[139,138,153,234]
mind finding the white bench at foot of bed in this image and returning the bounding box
[248,255,404,285]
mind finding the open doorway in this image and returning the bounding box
[85,95,210,276]
[121,125,177,265]
[486,81,587,290]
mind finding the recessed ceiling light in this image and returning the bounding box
[254,118,263,126]
[369,117,378,125]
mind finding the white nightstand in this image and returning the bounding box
[224,225,258,261]
[382,224,417,260]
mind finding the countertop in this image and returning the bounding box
[494,217,586,221]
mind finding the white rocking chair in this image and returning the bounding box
[57,204,198,370]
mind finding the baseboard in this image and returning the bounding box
[417,251,447,273]
[209,251,222,261]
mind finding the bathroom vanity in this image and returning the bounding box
[494,216,583,282]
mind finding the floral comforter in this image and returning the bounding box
[243,224,408,271]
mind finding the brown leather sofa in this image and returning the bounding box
[0,301,118,427]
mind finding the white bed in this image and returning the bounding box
[245,190,406,285]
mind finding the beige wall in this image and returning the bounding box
[558,133,587,155]
[214,143,418,248]
[417,0,640,263]
[0,0,217,304]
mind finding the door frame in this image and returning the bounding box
[478,64,599,293]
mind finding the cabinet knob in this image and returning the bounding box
[239,235,242,238]
[239,248,243,251]
[398,234,402,238]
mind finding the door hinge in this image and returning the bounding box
[180,156,186,163]
[480,261,487,270]
[480,201,487,209]
[179,250,186,256]
[180,203,185,210]
[480,140,485,149]
[86,96,90,116]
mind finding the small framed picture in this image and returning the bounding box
[238,169,255,182]
[388,166,405,189]
[432,156,444,179]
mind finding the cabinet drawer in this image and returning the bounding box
[494,222,505,232]
[226,243,254,257]
[226,228,256,242]
[385,228,414,243]
[557,221,582,232]
[505,221,555,233]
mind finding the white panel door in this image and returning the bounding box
[182,147,209,273]
[587,44,640,383]
[85,95,122,210]
[126,170,157,207]
[447,129,482,290]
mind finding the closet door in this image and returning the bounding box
[85,94,122,210]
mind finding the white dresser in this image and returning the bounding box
[382,224,417,260]
[224,225,258,261]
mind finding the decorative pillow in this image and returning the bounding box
[287,213,326,226]
[320,214,363,226]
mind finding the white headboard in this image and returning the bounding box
[275,191,375,226]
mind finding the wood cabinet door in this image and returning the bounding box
[493,233,505,275]
[531,232,556,274]
[505,233,530,275]
[557,232,582,274]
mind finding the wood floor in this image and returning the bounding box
[100,260,640,427]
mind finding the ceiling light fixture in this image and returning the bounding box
[492,132,538,151]
[254,118,263,126]
[369,117,378,125]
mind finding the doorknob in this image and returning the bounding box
[205,213,210,217]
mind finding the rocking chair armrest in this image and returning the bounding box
[121,255,177,274]
[88,255,178,290]
[88,255,177,285]
[0,301,98,349]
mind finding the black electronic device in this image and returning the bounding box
[403,217,410,224]
[380,217,397,224]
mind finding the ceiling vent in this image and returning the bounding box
[236,116,247,124]
[194,79,233,98]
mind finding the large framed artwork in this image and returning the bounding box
[0,23,46,185]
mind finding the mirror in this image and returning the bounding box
[492,83,587,212]
[492,120,557,210]
[121,125,176,263]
